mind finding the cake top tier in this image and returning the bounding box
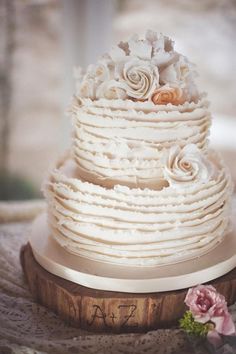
[76,30,199,105]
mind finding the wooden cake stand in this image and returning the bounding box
[20,214,236,333]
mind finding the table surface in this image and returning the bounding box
[0,200,236,354]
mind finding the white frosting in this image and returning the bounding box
[70,97,211,189]
[44,154,233,266]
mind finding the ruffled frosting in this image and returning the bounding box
[44,153,233,267]
[70,96,211,189]
[75,31,199,104]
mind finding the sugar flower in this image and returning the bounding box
[163,144,211,187]
[185,285,235,336]
[152,84,185,105]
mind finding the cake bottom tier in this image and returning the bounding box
[44,153,233,266]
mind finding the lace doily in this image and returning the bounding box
[0,201,236,354]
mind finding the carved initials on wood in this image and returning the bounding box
[87,303,138,328]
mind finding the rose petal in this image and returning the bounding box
[212,313,236,336]
[96,80,127,100]
[128,37,152,60]
[160,64,178,84]
[145,30,158,45]
[110,46,126,62]
[77,78,97,99]
[152,51,174,67]
[94,62,110,82]
[207,330,223,348]
[118,41,130,55]
[194,313,211,324]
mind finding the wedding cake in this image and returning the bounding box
[44,31,233,267]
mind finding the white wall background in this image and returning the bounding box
[1,0,235,195]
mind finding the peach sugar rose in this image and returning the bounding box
[151,85,185,105]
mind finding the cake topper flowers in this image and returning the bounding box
[180,285,235,348]
[163,144,212,187]
[76,30,199,104]
[151,84,185,105]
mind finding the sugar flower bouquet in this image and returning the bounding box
[180,285,235,349]
[75,30,199,105]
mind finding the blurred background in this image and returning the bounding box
[0,0,236,200]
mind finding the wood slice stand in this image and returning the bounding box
[21,243,236,333]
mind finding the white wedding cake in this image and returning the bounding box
[44,31,233,267]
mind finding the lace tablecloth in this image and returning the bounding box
[0,201,236,354]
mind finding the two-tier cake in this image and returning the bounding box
[43,31,233,269]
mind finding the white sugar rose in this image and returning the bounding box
[118,59,159,100]
[164,144,211,187]
[148,32,176,67]
[77,78,97,99]
[160,55,198,102]
[160,55,196,85]
[128,34,152,60]
[96,80,127,100]
[160,63,179,85]
[93,62,111,82]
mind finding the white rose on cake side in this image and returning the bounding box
[164,144,212,187]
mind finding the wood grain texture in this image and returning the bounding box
[20,243,236,333]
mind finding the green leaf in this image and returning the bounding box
[179,311,211,337]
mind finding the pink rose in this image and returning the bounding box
[185,285,235,336]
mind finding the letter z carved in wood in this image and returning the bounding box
[118,304,138,328]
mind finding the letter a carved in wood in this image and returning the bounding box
[87,304,111,328]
